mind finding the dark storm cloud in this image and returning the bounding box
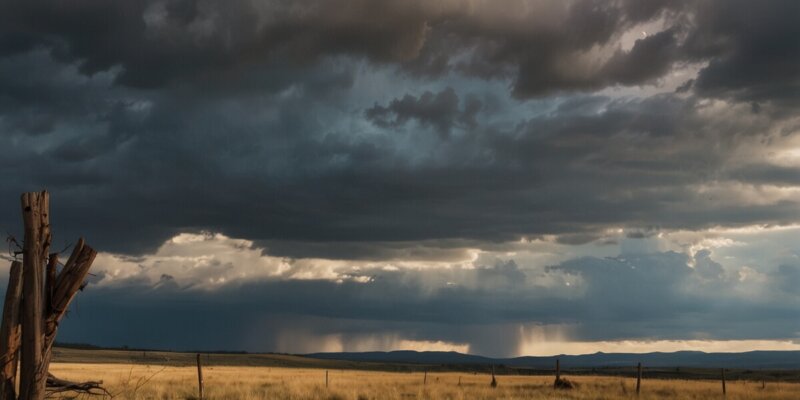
[365,87,481,136]
[1,77,798,257]
[685,0,800,106]
[0,0,437,88]
[726,164,800,187]
[0,50,114,137]
[602,28,679,85]
[0,0,796,100]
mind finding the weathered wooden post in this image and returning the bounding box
[636,362,642,395]
[553,358,574,389]
[197,353,204,400]
[721,368,726,395]
[457,376,461,386]
[5,191,101,399]
[490,364,497,388]
[556,359,560,379]
[42,239,96,367]
[423,370,427,385]
[554,358,560,388]
[326,370,329,388]
[19,192,50,400]
[0,261,23,399]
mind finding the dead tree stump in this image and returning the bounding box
[19,192,50,400]
[0,261,22,399]
[0,191,100,400]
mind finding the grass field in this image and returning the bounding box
[49,361,800,400]
[51,363,800,400]
[44,347,800,399]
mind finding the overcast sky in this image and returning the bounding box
[1,0,800,357]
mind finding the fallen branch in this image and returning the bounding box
[45,373,111,397]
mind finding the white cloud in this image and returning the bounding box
[93,232,294,288]
[91,232,484,289]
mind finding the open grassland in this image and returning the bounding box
[49,363,800,400]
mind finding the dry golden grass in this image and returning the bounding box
[48,363,800,399]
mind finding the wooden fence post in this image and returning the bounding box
[0,261,23,400]
[553,358,560,388]
[490,364,497,388]
[197,353,204,400]
[423,370,427,385]
[326,370,329,388]
[721,368,726,395]
[636,362,642,395]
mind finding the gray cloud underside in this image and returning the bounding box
[41,251,800,356]
[1,81,796,256]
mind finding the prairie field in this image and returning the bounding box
[48,362,800,400]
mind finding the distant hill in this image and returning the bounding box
[51,343,800,371]
[306,350,800,369]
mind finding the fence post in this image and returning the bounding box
[556,358,560,380]
[721,368,726,396]
[553,358,560,388]
[424,370,427,385]
[326,370,329,388]
[197,353,204,400]
[636,362,642,395]
[490,364,497,388]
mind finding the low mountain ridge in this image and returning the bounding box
[306,350,800,369]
